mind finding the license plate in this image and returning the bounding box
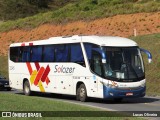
[126,93,133,96]
[4,85,10,87]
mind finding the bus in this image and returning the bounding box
[9,35,152,102]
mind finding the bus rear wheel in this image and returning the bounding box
[23,80,32,96]
[77,84,87,102]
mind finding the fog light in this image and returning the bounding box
[109,93,114,96]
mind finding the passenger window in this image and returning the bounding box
[10,47,21,62]
[22,47,31,62]
[70,44,85,66]
[55,45,69,62]
[43,45,54,62]
[31,46,42,62]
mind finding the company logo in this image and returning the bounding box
[54,65,75,74]
[26,62,50,92]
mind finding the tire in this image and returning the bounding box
[76,87,80,101]
[78,84,87,102]
[23,80,32,96]
[7,87,11,91]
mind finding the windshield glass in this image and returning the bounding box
[84,43,145,82]
[102,47,144,82]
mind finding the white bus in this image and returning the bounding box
[9,35,152,102]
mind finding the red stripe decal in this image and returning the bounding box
[45,78,50,85]
[21,43,25,46]
[41,65,50,82]
[34,67,45,86]
[35,62,40,70]
[26,62,32,75]
[29,43,33,46]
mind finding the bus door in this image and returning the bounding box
[89,50,103,96]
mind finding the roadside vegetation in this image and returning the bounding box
[131,33,160,96]
[0,56,8,78]
[0,0,160,32]
[0,0,75,21]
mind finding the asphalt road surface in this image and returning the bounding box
[1,89,160,119]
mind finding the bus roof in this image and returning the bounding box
[10,35,137,47]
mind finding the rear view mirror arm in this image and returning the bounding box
[140,48,152,63]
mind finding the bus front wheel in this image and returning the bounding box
[23,80,32,96]
[77,84,87,102]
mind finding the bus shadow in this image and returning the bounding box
[15,91,160,104]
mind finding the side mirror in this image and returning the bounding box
[140,48,152,63]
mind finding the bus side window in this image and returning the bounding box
[55,45,69,62]
[84,43,103,75]
[22,47,31,62]
[91,50,102,76]
[10,47,20,62]
[43,45,55,62]
[70,44,85,67]
[31,46,42,62]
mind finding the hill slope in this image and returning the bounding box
[0,0,160,32]
[0,12,160,55]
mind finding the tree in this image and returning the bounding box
[0,0,39,20]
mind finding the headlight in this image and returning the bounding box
[5,82,9,85]
[140,82,146,87]
[108,84,118,88]
[100,81,118,88]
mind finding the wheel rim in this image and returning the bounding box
[80,88,85,98]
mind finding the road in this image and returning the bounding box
[1,89,160,118]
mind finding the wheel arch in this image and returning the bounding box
[76,81,84,92]
[23,78,29,89]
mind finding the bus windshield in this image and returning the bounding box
[102,47,144,82]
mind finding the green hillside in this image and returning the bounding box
[0,0,160,32]
[0,0,75,21]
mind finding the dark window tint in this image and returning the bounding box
[10,47,21,62]
[10,43,85,67]
[84,43,102,75]
[31,46,42,62]
[55,45,69,62]
[43,45,54,62]
[70,44,85,66]
[22,47,31,62]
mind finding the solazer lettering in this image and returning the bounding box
[54,65,75,73]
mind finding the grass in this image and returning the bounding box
[131,33,160,96]
[0,0,160,32]
[0,56,8,78]
[0,93,143,120]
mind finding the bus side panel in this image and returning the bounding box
[9,60,104,98]
[9,62,30,90]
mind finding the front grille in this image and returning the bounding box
[116,86,142,90]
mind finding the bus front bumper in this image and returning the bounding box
[103,86,146,99]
